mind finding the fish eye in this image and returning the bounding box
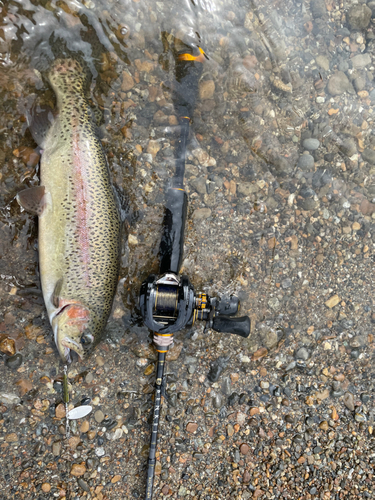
[81,331,94,346]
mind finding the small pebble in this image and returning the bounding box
[41,483,51,493]
[4,353,23,370]
[70,463,86,477]
[94,410,105,423]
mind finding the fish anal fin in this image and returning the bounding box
[52,278,64,308]
[16,186,46,216]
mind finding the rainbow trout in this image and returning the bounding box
[17,59,122,362]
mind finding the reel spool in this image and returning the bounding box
[139,272,250,338]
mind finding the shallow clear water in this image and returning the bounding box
[1,0,374,338]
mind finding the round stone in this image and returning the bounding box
[297,154,315,171]
[240,443,249,455]
[302,138,320,151]
[94,410,105,423]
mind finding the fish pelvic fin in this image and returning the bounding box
[16,186,46,216]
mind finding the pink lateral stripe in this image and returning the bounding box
[72,132,91,287]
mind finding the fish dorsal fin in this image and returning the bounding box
[16,186,46,215]
[52,278,63,308]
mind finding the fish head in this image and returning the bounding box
[52,303,95,363]
[48,59,86,101]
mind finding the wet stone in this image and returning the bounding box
[360,393,370,404]
[347,4,372,29]
[186,422,198,433]
[207,356,229,382]
[332,381,341,391]
[343,392,355,411]
[55,403,65,419]
[295,347,310,361]
[281,278,292,289]
[4,353,23,370]
[95,447,105,457]
[190,177,207,196]
[327,72,353,96]
[285,361,296,372]
[353,75,366,92]
[297,154,314,171]
[192,208,212,220]
[76,478,90,494]
[0,337,15,356]
[258,324,279,349]
[94,410,105,423]
[222,376,232,396]
[70,463,86,477]
[310,0,326,18]
[302,138,320,151]
[86,457,98,469]
[240,443,249,455]
[362,149,375,166]
[293,433,304,444]
[41,483,51,493]
[239,393,248,405]
[339,138,357,157]
[0,392,20,405]
[228,392,240,406]
[354,413,366,422]
[319,420,329,431]
[212,394,222,409]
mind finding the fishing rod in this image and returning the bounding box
[139,40,251,500]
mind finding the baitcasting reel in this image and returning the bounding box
[139,272,250,338]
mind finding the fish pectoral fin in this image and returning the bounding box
[52,278,64,308]
[27,105,55,147]
[16,186,46,215]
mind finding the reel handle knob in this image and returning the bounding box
[212,315,250,338]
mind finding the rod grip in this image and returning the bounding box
[145,459,156,500]
[212,316,250,338]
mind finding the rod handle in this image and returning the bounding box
[145,458,156,500]
[212,315,250,338]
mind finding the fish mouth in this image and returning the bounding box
[52,303,89,363]
[52,306,72,363]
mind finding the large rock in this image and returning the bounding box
[327,71,354,96]
[199,80,215,100]
[362,149,375,166]
[351,54,372,70]
[347,4,372,29]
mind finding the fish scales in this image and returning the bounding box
[38,59,121,361]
